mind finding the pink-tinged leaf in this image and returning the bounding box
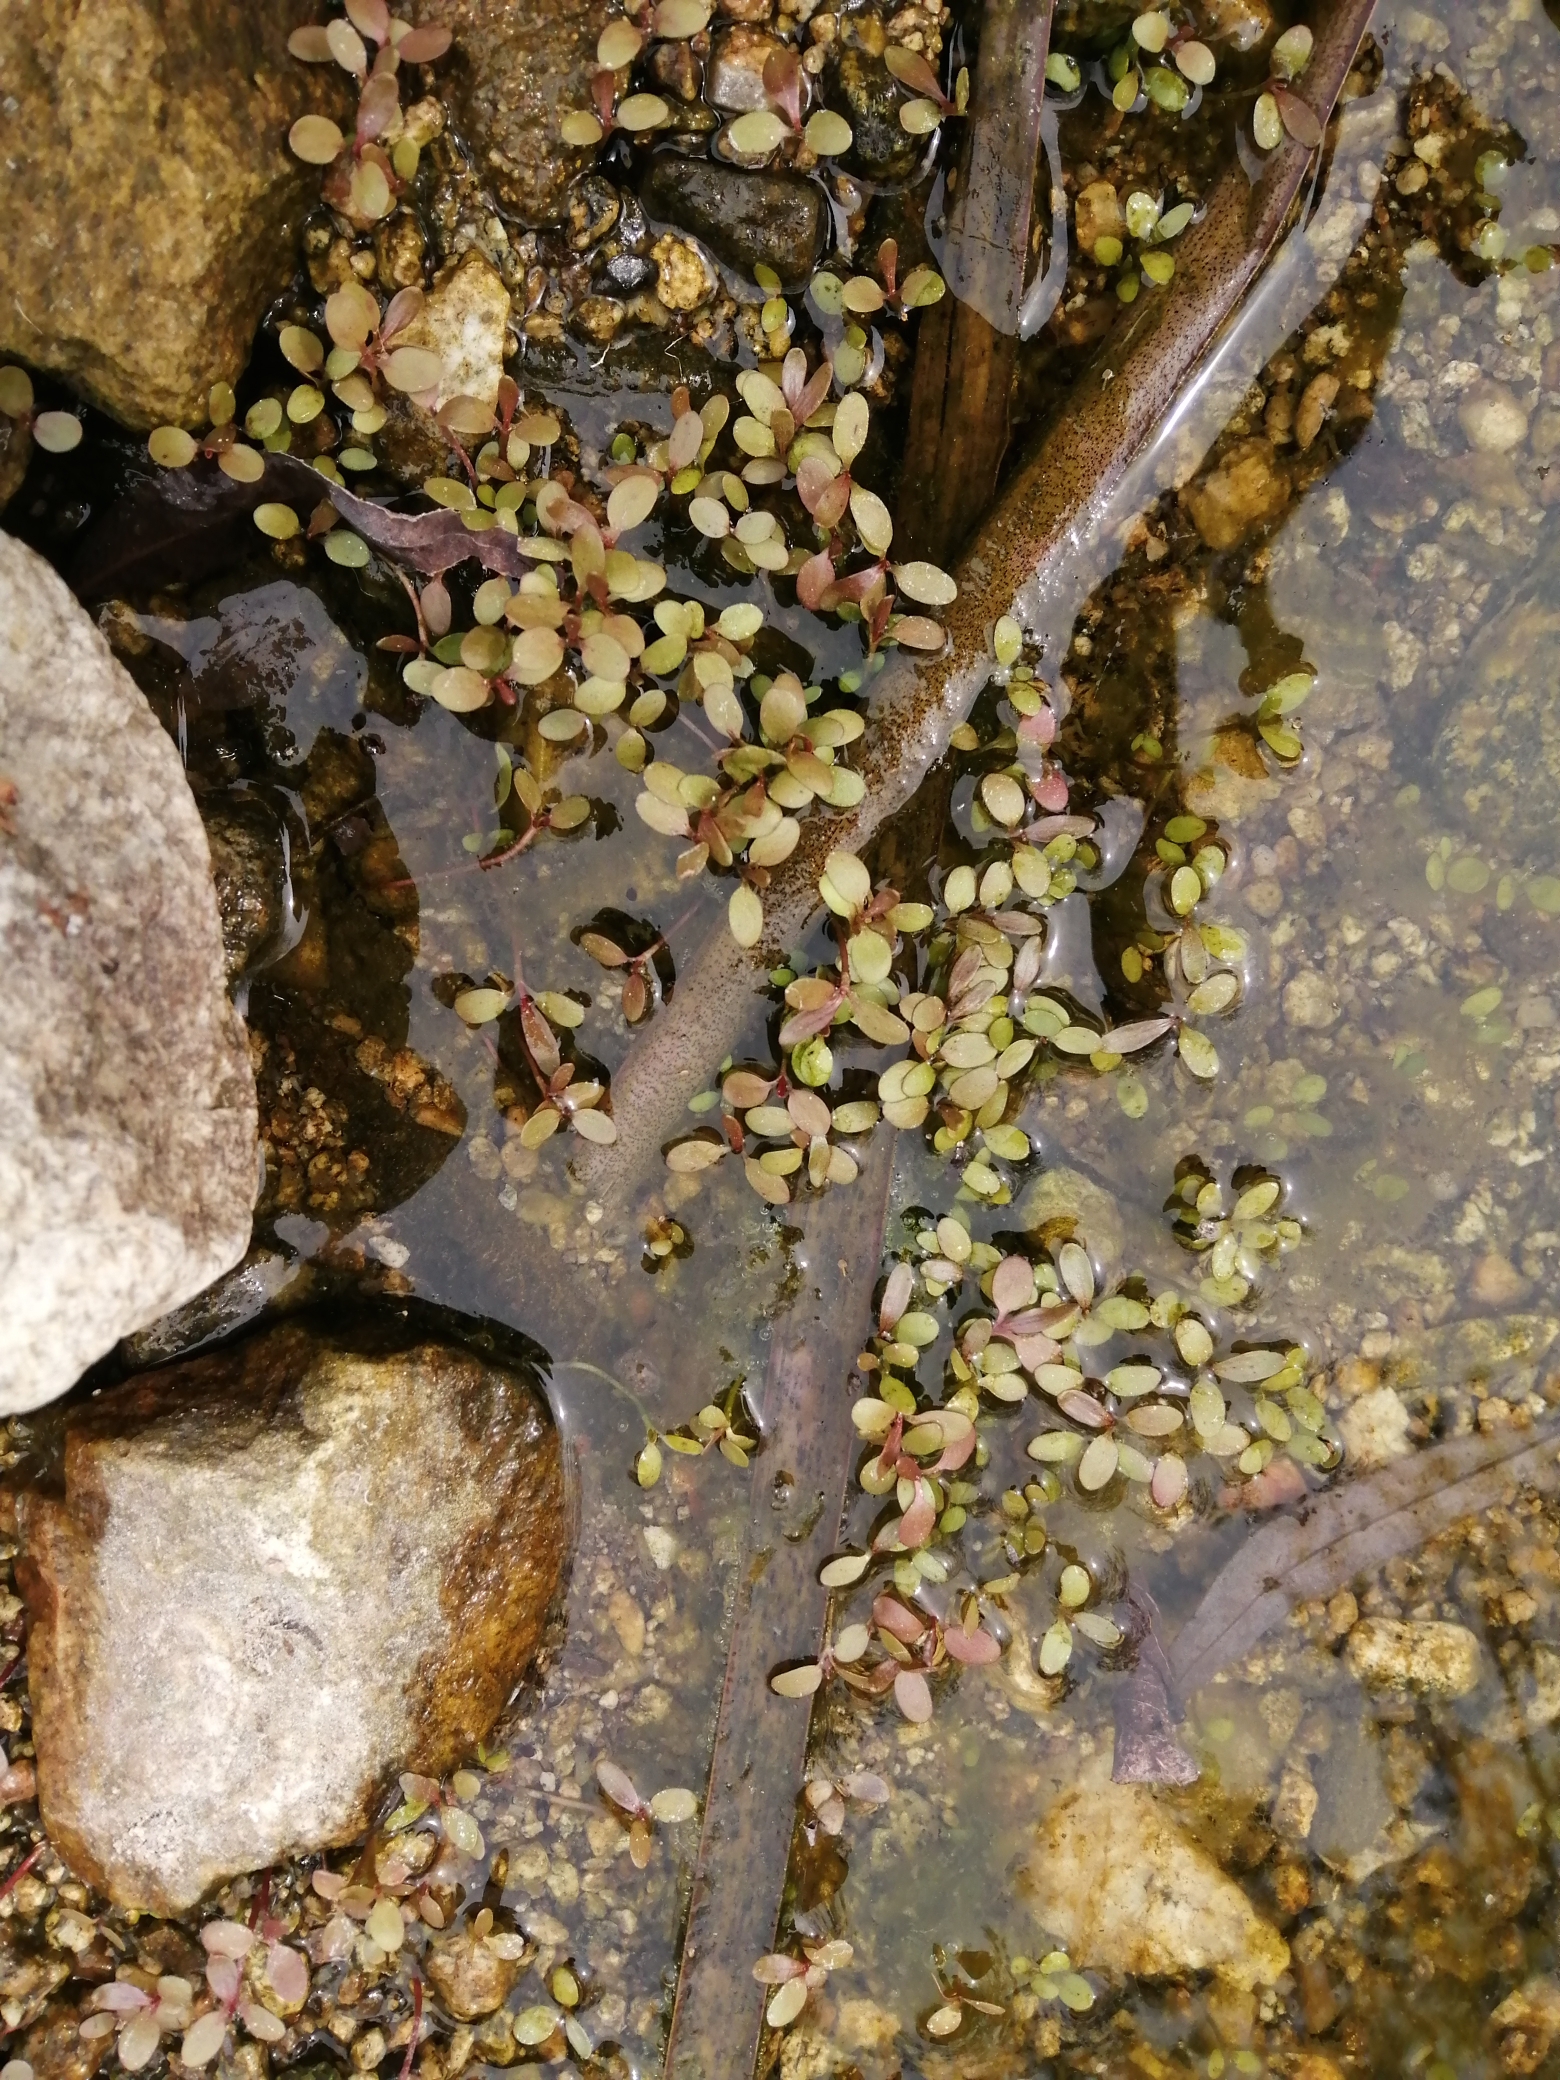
[1102,1017,1173,1055]
[93,1985,154,2013]
[777,996,842,1047]
[521,998,562,1080]
[201,1922,255,1960]
[762,46,803,127]
[793,362,833,426]
[826,560,888,609]
[346,0,391,41]
[872,1594,927,1644]
[990,1254,1032,1318]
[668,409,704,471]
[893,1668,934,1723]
[356,71,401,143]
[266,1944,309,2007]
[892,616,946,652]
[873,1412,903,1478]
[753,1954,807,1985]
[796,548,836,611]
[381,286,426,345]
[1151,1453,1188,1510]
[932,1425,977,1473]
[795,454,836,517]
[396,23,452,61]
[1017,704,1057,747]
[1026,813,1094,840]
[811,472,852,532]
[1057,1389,1113,1431]
[1014,1331,1062,1372]
[1034,766,1070,812]
[884,45,945,103]
[877,236,898,298]
[420,574,451,638]
[943,1622,1000,1666]
[288,25,335,61]
[205,1959,241,2006]
[1274,86,1323,148]
[879,1260,913,1332]
[311,1870,347,1901]
[596,1760,644,1814]
[897,1490,936,1548]
[1224,1455,1308,1513]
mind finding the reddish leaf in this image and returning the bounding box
[1275,86,1323,149]
[943,1622,1000,1666]
[873,1594,927,1645]
[879,1261,913,1333]
[396,23,452,61]
[893,1668,933,1723]
[521,997,562,1080]
[795,548,836,612]
[897,1489,936,1548]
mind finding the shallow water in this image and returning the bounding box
[14,0,1560,2075]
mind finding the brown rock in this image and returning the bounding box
[410,0,613,225]
[17,1317,566,1914]
[1074,180,1124,254]
[425,1927,526,2020]
[1472,1252,1528,1307]
[1182,437,1292,551]
[0,0,346,429]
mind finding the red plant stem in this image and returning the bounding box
[397,1975,423,2080]
[0,1842,43,1906]
[379,816,544,893]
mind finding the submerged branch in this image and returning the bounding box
[896,0,1056,565]
[586,0,1381,1207]
[1169,1414,1560,1705]
[663,1137,896,2080]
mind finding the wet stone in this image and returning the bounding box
[0,0,344,428]
[1030,1781,1290,1990]
[424,1927,524,2020]
[380,252,511,483]
[1459,382,1529,455]
[1343,1618,1483,1698]
[834,44,920,180]
[200,791,288,979]
[1017,1162,1125,1275]
[1282,969,1340,1030]
[408,0,613,225]
[706,26,786,112]
[1436,565,1560,855]
[641,155,829,290]
[1181,437,1293,552]
[17,1316,566,1914]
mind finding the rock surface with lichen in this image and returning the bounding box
[0,0,346,429]
[410,0,614,225]
[17,1315,567,1915]
[0,530,257,1412]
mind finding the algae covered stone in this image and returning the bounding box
[17,1316,567,1914]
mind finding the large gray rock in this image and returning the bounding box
[641,155,830,291]
[0,531,257,1411]
[0,0,344,429]
[17,1318,568,1915]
